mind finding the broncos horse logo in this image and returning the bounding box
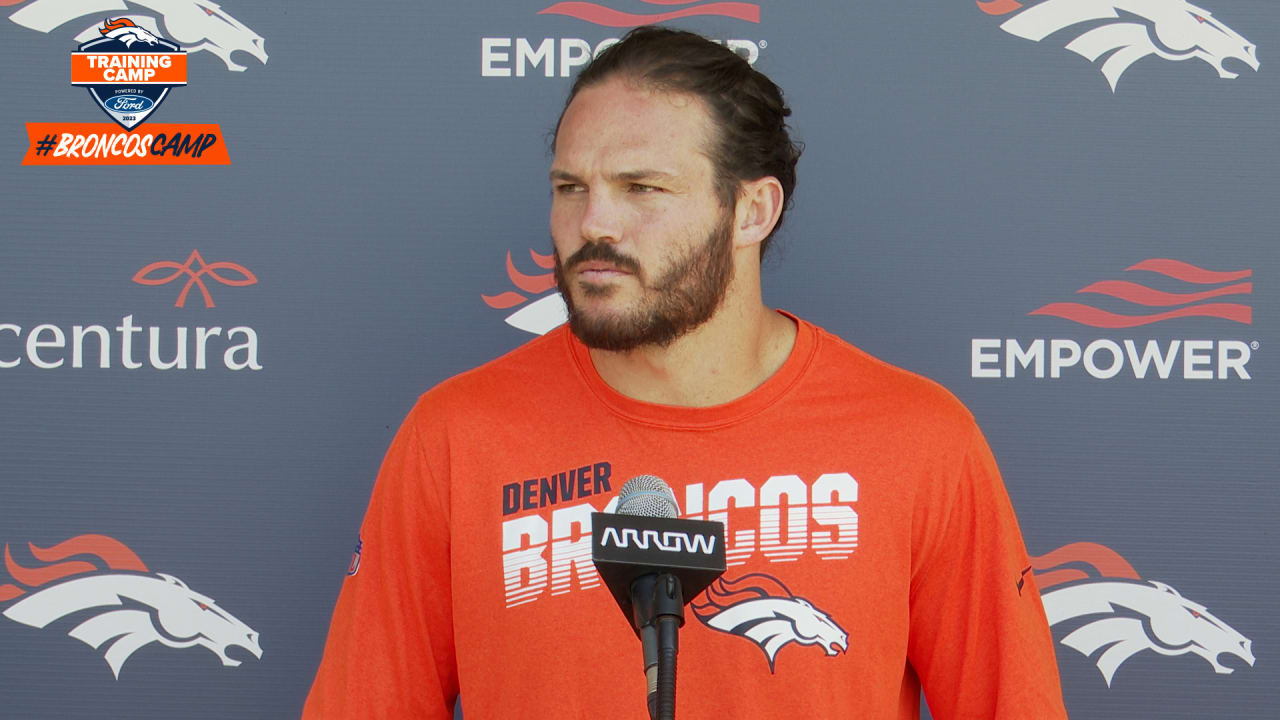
[0,535,262,678]
[692,573,847,672]
[1034,542,1254,686]
[6,0,266,71]
[482,248,569,336]
[978,0,1259,90]
[98,16,159,46]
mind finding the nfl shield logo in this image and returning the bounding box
[347,536,363,576]
[71,18,187,130]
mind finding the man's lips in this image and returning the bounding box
[576,262,631,280]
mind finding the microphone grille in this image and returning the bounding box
[616,475,679,518]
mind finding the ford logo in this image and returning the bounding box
[106,95,153,112]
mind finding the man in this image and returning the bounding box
[304,26,1068,719]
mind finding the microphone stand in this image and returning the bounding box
[631,573,683,720]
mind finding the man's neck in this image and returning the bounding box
[586,299,797,408]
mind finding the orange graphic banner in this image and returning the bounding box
[22,123,229,166]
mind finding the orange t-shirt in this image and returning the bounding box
[304,315,1067,719]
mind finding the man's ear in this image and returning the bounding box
[732,176,784,250]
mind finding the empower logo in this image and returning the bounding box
[971,259,1255,380]
[6,0,267,72]
[538,0,760,27]
[0,535,262,678]
[977,0,1259,91]
[1034,542,1253,686]
[482,1,763,77]
[482,248,568,335]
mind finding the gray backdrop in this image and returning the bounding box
[1,0,1275,718]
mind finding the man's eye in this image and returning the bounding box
[555,183,584,194]
[629,184,660,193]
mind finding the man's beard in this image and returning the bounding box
[553,211,735,352]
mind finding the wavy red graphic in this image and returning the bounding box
[539,1,759,27]
[483,249,557,309]
[1030,302,1252,328]
[976,0,1022,15]
[0,535,149,602]
[133,249,257,308]
[1029,259,1253,327]
[1031,542,1140,590]
[1127,258,1253,284]
[1077,280,1252,307]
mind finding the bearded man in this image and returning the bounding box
[304,26,1068,720]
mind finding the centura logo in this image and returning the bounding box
[976,0,1259,91]
[0,252,261,371]
[971,258,1255,380]
[538,0,760,27]
[482,248,568,335]
[71,17,186,130]
[1028,258,1252,328]
[133,249,258,308]
[6,0,267,72]
[0,534,263,678]
[600,527,718,554]
[691,573,847,672]
[1034,542,1254,686]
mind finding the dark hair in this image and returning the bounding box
[556,26,802,257]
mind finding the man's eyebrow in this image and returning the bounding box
[548,169,679,183]
[614,169,677,183]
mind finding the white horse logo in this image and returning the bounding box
[8,0,267,71]
[1034,542,1254,685]
[981,0,1259,90]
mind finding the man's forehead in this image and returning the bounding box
[552,78,716,175]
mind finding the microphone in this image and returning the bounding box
[592,475,726,720]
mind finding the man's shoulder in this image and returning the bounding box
[411,326,578,418]
[805,319,975,430]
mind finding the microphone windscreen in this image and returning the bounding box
[615,475,680,518]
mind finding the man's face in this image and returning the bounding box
[550,77,735,351]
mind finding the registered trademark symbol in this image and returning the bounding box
[759,40,767,49]
[1251,341,1260,350]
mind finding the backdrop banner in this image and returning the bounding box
[0,1,1274,718]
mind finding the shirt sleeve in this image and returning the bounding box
[906,423,1068,720]
[302,398,458,719]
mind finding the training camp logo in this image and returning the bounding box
[72,17,186,130]
[692,573,848,673]
[483,248,569,335]
[976,0,1259,91]
[971,258,1256,380]
[0,534,262,678]
[6,0,267,71]
[1033,542,1253,686]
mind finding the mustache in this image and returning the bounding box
[561,242,642,276]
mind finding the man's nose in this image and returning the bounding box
[579,191,623,244]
